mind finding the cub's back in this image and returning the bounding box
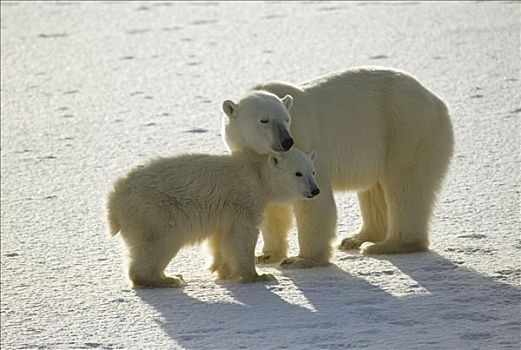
[112,153,263,210]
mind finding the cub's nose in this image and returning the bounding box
[281,138,294,151]
[311,188,320,196]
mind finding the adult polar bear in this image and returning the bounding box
[222,67,454,268]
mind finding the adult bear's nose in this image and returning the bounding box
[281,138,294,151]
[311,188,320,196]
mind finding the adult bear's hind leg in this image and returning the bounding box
[339,183,387,250]
[360,177,432,255]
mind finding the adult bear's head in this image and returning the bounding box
[222,91,294,155]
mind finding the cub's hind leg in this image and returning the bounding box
[124,230,185,288]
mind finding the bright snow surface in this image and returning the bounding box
[1,2,520,349]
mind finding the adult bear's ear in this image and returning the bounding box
[268,153,282,168]
[222,100,238,118]
[282,95,294,112]
[307,150,317,162]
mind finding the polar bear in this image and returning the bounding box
[106,148,319,287]
[221,67,454,268]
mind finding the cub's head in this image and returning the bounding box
[266,148,320,203]
[222,91,294,155]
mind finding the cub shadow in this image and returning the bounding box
[135,265,390,349]
[135,252,520,349]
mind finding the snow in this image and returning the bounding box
[1,1,520,349]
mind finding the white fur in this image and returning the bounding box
[106,149,318,287]
[222,67,454,267]
[223,91,294,153]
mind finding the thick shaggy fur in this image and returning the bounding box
[222,67,454,268]
[107,149,317,287]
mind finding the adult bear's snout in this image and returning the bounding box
[281,138,294,151]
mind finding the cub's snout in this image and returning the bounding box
[306,186,320,199]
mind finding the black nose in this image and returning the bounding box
[311,188,320,196]
[281,138,294,151]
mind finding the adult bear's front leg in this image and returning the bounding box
[280,184,336,269]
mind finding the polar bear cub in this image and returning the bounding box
[106,149,318,288]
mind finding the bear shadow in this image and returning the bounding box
[135,264,390,349]
[135,252,521,349]
[281,251,521,349]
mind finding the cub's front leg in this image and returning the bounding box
[208,232,231,279]
[220,220,275,283]
[257,203,292,264]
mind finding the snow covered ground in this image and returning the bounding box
[1,1,520,349]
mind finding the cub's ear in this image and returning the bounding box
[268,153,282,168]
[222,100,238,118]
[281,95,294,111]
[307,150,317,162]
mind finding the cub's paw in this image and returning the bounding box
[133,275,186,289]
[279,257,320,269]
[360,241,377,255]
[240,273,276,284]
[163,275,186,287]
[256,273,277,282]
[256,252,286,265]
[338,237,364,250]
[210,261,232,279]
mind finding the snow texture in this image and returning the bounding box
[1,1,520,349]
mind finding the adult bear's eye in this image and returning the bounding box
[295,172,303,177]
[260,119,269,124]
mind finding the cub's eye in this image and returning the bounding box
[312,171,316,176]
[260,119,269,124]
[295,172,303,177]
